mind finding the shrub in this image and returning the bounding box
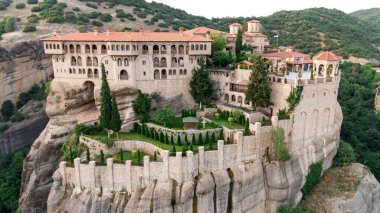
[77,13,89,23]
[87,11,100,19]
[23,23,37,32]
[74,124,102,135]
[11,112,25,122]
[333,141,356,167]
[92,20,103,27]
[154,108,176,127]
[132,90,151,123]
[0,124,9,133]
[27,14,39,23]
[85,2,97,9]
[78,25,87,33]
[301,161,323,196]
[272,127,291,161]
[31,5,42,12]
[27,0,38,4]
[72,7,80,11]
[100,13,112,22]
[1,100,15,119]
[278,109,290,120]
[65,12,77,23]
[15,3,25,9]
[277,205,292,213]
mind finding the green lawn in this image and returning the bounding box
[85,132,218,152]
[152,117,220,130]
[206,116,245,129]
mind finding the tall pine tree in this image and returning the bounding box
[99,63,113,137]
[110,94,121,138]
[189,59,213,107]
[245,55,272,109]
[235,29,243,58]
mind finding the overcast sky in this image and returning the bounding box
[147,0,380,18]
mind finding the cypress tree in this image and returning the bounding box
[205,132,210,145]
[165,132,169,144]
[185,134,189,146]
[244,119,250,135]
[150,128,154,139]
[192,133,196,145]
[144,126,149,137]
[172,146,176,153]
[137,124,141,134]
[160,131,165,143]
[177,135,182,145]
[211,132,216,144]
[226,111,230,120]
[218,129,223,140]
[181,110,185,118]
[208,135,213,149]
[235,28,243,58]
[190,145,193,151]
[110,94,121,138]
[99,63,113,137]
[198,133,203,145]
[120,149,124,161]
[86,148,90,162]
[170,134,174,145]
[100,150,105,164]
[155,130,159,141]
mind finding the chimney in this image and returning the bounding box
[93,27,99,36]
[104,26,111,36]
[179,27,184,36]
[206,31,210,38]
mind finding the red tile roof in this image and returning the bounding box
[229,23,242,26]
[42,32,213,42]
[248,20,260,23]
[184,27,226,35]
[286,59,314,65]
[238,60,253,66]
[262,51,310,58]
[313,51,341,61]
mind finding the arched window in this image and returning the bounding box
[124,58,129,66]
[78,69,82,74]
[111,45,115,51]
[224,94,229,102]
[69,68,72,74]
[72,68,76,74]
[171,57,177,67]
[184,69,187,75]
[160,57,167,67]
[154,70,160,79]
[231,95,236,102]
[53,44,56,49]
[153,57,160,67]
[85,44,91,54]
[101,45,107,54]
[94,69,99,78]
[171,45,177,54]
[116,45,120,51]
[327,64,333,77]
[92,45,97,54]
[76,44,81,53]
[178,45,184,54]
[121,45,125,51]
[153,45,159,54]
[71,56,77,66]
[191,44,194,50]
[77,56,82,66]
[204,44,207,50]
[161,69,167,79]
[178,57,184,67]
[200,44,203,50]
[93,57,98,66]
[237,96,242,103]
[133,45,136,51]
[86,57,92,66]
[318,64,324,77]
[69,44,75,53]
[87,69,93,78]
[82,69,86,74]
[169,69,172,75]
[179,69,183,75]
[160,45,167,54]
[120,70,128,80]
[125,45,130,51]
[195,44,199,50]
[173,69,176,75]
[117,58,122,66]
[64,45,68,53]
[142,45,149,54]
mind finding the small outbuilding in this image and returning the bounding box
[182,117,199,130]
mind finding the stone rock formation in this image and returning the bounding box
[0,41,53,104]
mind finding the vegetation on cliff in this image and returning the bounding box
[338,62,380,180]
[0,148,29,213]
[351,8,380,29]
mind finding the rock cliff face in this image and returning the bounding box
[0,41,53,104]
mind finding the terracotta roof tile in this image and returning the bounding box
[313,51,341,61]
[42,32,213,42]
[184,27,226,35]
[229,23,242,26]
[262,51,310,58]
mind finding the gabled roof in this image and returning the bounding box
[261,51,310,58]
[41,32,213,42]
[313,51,341,61]
[184,27,226,35]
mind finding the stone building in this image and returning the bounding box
[42,28,212,104]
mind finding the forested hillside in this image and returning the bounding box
[351,8,380,29]
[1,0,380,60]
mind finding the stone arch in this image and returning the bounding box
[171,45,176,54]
[153,45,159,54]
[184,69,187,75]
[76,44,81,53]
[77,56,82,66]
[178,57,184,67]
[86,57,92,66]
[231,95,236,102]
[87,68,93,78]
[178,45,184,54]
[93,57,98,66]
[191,44,194,50]
[154,69,160,79]
[124,58,129,66]
[92,45,97,54]
[71,56,77,66]
[172,69,176,75]
[120,70,128,80]
[153,57,160,67]
[142,44,149,54]
[85,44,91,54]
[161,69,167,79]
[224,94,229,102]
[237,96,243,104]
[160,45,167,54]
[160,57,167,67]
[171,57,177,67]
[117,58,122,66]
[69,44,75,53]
[195,44,199,50]
[94,68,99,78]
[101,45,107,54]
[169,69,172,75]
[69,68,72,74]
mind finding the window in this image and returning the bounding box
[142,60,146,65]
[120,70,128,80]
[143,72,146,76]
[204,44,207,50]
[124,58,129,66]
[118,58,122,66]
[173,69,176,75]
[154,70,160,79]
[184,69,187,75]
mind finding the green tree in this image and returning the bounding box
[211,132,216,144]
[272,127,291,161]
[245,55,272,109]
[99,64,113,137]
[100,150,105,164]
[86,148,90,162]
[205,132,210,145]
[235,28,243,57]
[132,90,152,123]
[189,59,213,106]
[120,149,124,161]
[212,51,231,67]
[333,141,356,167]
[170,134,174,145]
[218,129,223,140]
[160,131,165,143]
[1,100,15,120]
[244,118,250,135]
[154,108,176,127]
[192,133,196,145]
[210,34,226,53]
[185,134,189,146]
[172,146,176,153]
[301,161,323,196]
[110,94,121,138]
[177,135,181,145]
[198,133,203,145]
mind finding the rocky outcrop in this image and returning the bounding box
[327,164,380,213]
[0,41,53,104]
